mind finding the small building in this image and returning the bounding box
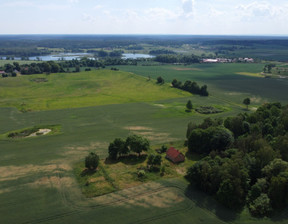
[0,70,5,74]
[166,147,185,163]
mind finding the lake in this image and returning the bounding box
[0,53,154,61]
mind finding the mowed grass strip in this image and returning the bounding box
[0,70,190,111]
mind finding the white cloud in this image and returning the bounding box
[67,0,78,3]
[3,1,35,7]
[94,5,104,10]
[145,8,178,22]
[181,0,195,18]
[236,1,288,20]
[82,13,97,23]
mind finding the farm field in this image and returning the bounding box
[1,66,288,224]
[119,63,288,104]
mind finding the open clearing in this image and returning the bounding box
[1,65,288,223]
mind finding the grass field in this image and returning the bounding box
[0,70,190,111]
[1,65,288,223]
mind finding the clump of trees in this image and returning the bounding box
[156,76,164,84]
[172,79,209,96]
[85,152,100,171]
[263,64,276,73]
[186,102,288,216]
[108,135,150,160]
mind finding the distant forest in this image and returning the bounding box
[0,35,288,61]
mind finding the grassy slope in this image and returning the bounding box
[0,70,190,111]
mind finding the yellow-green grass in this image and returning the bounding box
[0,70,190,111]
[235,72,264,78]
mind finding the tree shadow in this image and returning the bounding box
[104,154,147,165]
[119,154,147,165]
[80,168,96,177]
[185,151,206,161]
[184,184,240,222]
[270,207,288,222]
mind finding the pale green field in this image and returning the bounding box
[0,70,190,111]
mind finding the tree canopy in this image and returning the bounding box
[186,103,288,216]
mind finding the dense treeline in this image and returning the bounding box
[0,48,50,57]
[186,103,288,216]
[155,54,200,64]
[172,79,209,96]
[1,57,138,76]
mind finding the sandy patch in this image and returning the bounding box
[154,104,165,108]
[27,129,51,137]
[124,126,153,131]
[176,167,186,175]
[172,67,202,71]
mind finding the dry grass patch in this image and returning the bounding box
[172,67,202,71]
[124,126,153,131]
[123,188,184,208]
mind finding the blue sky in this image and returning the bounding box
[1,0,287,35]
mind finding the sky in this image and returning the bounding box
[0,0,288,35]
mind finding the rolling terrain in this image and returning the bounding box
[0,66,288,223]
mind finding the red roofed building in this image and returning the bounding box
[166,147,185,163]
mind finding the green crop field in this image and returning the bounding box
[1,66,288,224]
[118,63,288,104]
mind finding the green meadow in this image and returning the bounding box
[1,65,288,224]
[0,70,189,111]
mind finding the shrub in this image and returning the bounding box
[85,152,100,170]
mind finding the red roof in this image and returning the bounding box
[166,147,185,163]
